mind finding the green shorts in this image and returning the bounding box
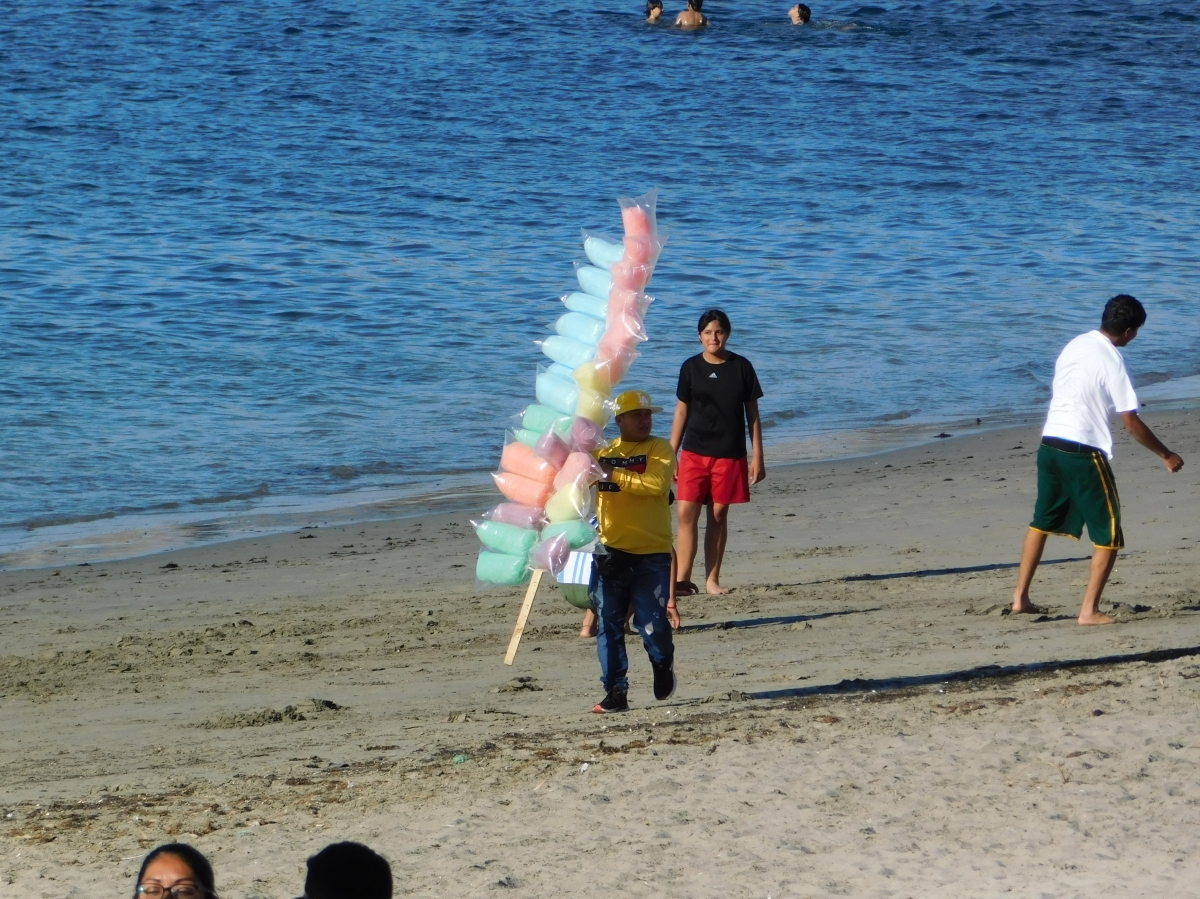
[1030,441,1124,550]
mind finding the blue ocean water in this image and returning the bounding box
[2,0,1198,564]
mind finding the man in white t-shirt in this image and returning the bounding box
[1012,295,1184,625]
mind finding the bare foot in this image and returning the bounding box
[705,581,731,595]
[579,610,598,638]
[1010,600,1044,614]
[675,581,699,596]
[1078,611,1115,626]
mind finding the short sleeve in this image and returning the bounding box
[676,359,693,403]
[1108,359,1139,414]
[741,357,764,402]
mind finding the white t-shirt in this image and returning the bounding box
[1042,330,1139,458]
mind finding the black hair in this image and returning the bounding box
[1101,294,1146,335]
[697,308,732,334]
[135,844,218,899]
[305,842,393,899]
[795,4,812,23]
[646,0,663,11]
[688,0,703,9]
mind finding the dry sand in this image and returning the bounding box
[2,409,1198,898]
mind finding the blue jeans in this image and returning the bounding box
[589,547,674,692]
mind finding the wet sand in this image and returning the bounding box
[2,409,1198,898]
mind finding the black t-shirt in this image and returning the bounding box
[676,352,764,459]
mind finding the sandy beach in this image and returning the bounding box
[2,408,1198,898]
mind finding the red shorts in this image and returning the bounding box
[676,450,751,505]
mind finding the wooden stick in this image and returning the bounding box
[504,569,544,666]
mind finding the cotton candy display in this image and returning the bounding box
[541,519,599,550]
[562,291,608,319]
[473,188,665,587]
[500,440,556,484]
[493,471,554,508]
[538,335,596,370]
[486,503,546,530]
[476,551,529,586]
[529,533,570,574]
[553,452,606,492]
[583,232,626,269]
[545,481,592,523]
[535,369,579,417]
[555,312,607,346]
[576,264,613,300]
[474,520,539,557]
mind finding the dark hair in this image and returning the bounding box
[1101,294,1146,335]
[795,4,812,23]
[646,0,662,11]
[697,308,732,334]
[688,0,703,9]
[305,842,393,899]
[135,844,218,899]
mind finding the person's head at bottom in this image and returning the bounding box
[646,0,663,21]
[302,842,393,899]
[613,390,662,442]
[135,844,218,899]
[789,3,812,24]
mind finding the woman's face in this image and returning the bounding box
[648,6,662,20]
[138,854,202,899]
[699,322,729,355]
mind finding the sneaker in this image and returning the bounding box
[592,688,629,714]
[652,659,676,701]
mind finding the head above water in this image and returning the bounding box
[1101,294,1146,338]
[688,0,703,9]
[304,842,393,899]
[135,844,218,899]
[646,0,663,18]
[789,3,812,24]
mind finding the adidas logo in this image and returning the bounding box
[709,372,718,378]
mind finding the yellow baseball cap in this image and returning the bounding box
[613,390,662,416]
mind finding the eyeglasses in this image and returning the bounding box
[136,884,207,899]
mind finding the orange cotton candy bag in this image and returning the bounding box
[501,440,556,485]
[493,471,554,509]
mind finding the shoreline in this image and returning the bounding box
[1,405,1197,895]
[5,378,1196,573]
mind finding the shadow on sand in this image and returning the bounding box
[679,607,877,634]
[843,556,1092,583]
[748,644,1200,701]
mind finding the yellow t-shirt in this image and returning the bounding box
[595,435,675,555]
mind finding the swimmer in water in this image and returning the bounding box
[789,3,811,24]
[676,0,708,28]
[646,0,664,23]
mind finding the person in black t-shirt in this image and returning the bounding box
[670,309,765,603]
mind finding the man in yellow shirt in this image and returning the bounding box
[590,390,677,713]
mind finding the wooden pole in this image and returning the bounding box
[504,569,544,666]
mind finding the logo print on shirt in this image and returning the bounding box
[597,454,647,492]
[709,372,718,378]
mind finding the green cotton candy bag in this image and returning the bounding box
[521,403,572,440]
[475,520,538,557]
[540,519,597,550]
[476,550,529,586]
[513,428,541,447]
